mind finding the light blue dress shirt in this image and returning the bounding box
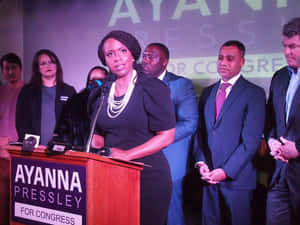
[286,67,300,123]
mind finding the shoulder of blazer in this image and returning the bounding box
[272,66,290,82]
[267,66,290,93]
[165,71,193,85]
[236,76,266,96]
[200,81,219,101]
[57,83,76,95]
[19,83,41,98]
[165,71,183,82]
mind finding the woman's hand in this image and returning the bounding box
[92,134,104,149]
[111,147,132,161]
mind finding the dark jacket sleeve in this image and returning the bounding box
[171,77,199,142]
[15,85,41,141]
[193,87,210,164]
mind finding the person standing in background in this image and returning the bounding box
[0,53,24,157]
[53,66,107,147]
[16,49,76,146]
[142,43,198,225]
[265,17,300,225]
[0,52,24,225]
[193,40,266,225]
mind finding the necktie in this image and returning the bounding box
[215,83,231,119]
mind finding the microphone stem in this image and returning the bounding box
[86,93,105,153]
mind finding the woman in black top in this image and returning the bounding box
[53,66,107,147]
[90,30,176,225]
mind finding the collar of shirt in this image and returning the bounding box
[288,66,300,79]
[157,70,167,81]
[219,73,241,97]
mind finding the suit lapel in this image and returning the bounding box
[207,82,220,128]
[278,71,290,128]
[162,71,171,87]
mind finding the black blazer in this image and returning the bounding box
[266,66,300,185]
[53,88,90,147]
[16,83,76,141]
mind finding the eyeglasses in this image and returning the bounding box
[39,61,56,66]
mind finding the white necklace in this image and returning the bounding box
[107,70,136,118]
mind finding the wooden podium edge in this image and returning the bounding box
[5,145,144,171]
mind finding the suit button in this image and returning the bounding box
[212,130,216,135]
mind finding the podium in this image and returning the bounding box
[7,146,143,225]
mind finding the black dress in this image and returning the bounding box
[91,76,176,225]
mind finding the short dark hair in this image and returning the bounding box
[86,66,108,87]
[30,49,64,86]
[0,52,22,70]
[147,43,170,59]
[221,40,246,58]
[283,17,300,38]
[98,30,141,66]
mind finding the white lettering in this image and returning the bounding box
[70,172,82,193]
[14,164,83,192]
[24,165,35,185]
[244,0,262,10]
[57,170,69,191]
[220,0,229,14]
[150,0,163,21]
[15,164,25,183]
[74,196,82,209]
[172,0,211,20]
[277,0,287,8]
[45,168,56,189]
[108,0,141,26]
[33,167,44,186]
[107,0,289,25]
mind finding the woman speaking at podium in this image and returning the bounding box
[89,30,176,225]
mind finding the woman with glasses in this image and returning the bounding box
[16,49,76,146]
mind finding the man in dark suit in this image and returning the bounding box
[193,40,266,225]
[265,17,300,225]
[142,43,198,225]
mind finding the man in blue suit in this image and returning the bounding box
[142,43,198,225]
[265,17,300,225]
[193,40,266,225]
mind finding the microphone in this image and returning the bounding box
[88,80,103,90]
[94,146,111,157]
[85,73,118,154]
[22,136,37,152]
[47,73,118,154]
[87,73,118,109]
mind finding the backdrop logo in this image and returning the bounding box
[108,0,288,26]
[11,158,86,225]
